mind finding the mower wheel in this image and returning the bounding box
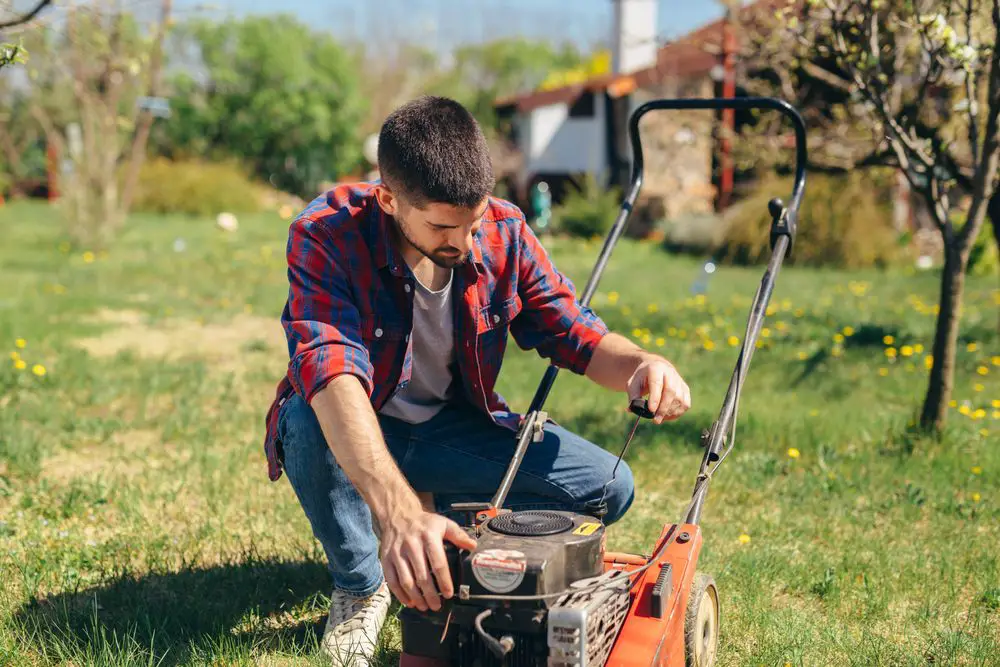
[684,573,719,667]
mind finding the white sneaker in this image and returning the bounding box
[319,581,392,666]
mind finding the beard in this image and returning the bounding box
[394,215,468,269]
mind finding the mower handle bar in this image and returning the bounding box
[488,97,807,517]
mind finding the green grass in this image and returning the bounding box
[0,200,998,666]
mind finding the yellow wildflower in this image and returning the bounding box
[977,366,988,376]
[9,351,18,361]
[762,328,772,338]
[703,340,715,351]
[831,346,843,357]
[728,336,740,347]
[82,251,95,263]
[607,291,619,304]
[31,364,45,377]
[885,347,897,358]
[794,308,804,317]
[797,351,808,360]
[925,356,933,370]
[980,429,990,438]
[647,303,658,313]
[968,342,979,352]
[787,447,800,459]
[13,359,26,370]
[632,328,643,339]
[15,338,25,348]
[992,356,1000,366]
[883,335,894,345]
[974,384,984,392]
[971,466,982,475]
[949,399,958,407]
[843,326,854,336]
[655,337,665,348]
[992,399,1000,409]
[833,333,844,343]
[914,344,924,354]
[738,533,751,545]
[900,345,913,357]
[973,409,986,420]
[959,405,972,416]
[878,368,889,377]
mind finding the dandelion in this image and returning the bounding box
[82,251,95,263]
[647,303,658,314]
[607,291,619,305]
[831,346,843,357]
[883,335,895,345]
[655,337,665,348]
[703,340,716,351]
[809,409,819,417]
[914,344,924,354]
[924,356,933,370]
[978,366,989,376]
[959,405,972,416]
[993,356,1000,367]
[728,336,740,347]
[901,345,913,357]
[993,411,1000,419]
[972,492,982,503]
[13,359,26,370]
[738,533,751,545]
[980,429,990,437]
[776,321,788,331]
[993,400,1000,409]
[761,328,772,338]
[885,347,897,358]
[32,364,45,377]
[833,333,844,343]
[14,338,25,348]
[974,384,984,392]
[968,342,979,352]
[878,368,889,377]
[787,447,800,459]
[794,308,804,317]
[797,351,808,360]
[949,399,958,408]
[632,328,643,339]
[973,409,986,420]
[843,326,854,336]
[972,466,982,475]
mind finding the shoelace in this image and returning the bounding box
[331,589,387,633]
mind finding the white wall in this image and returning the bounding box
[612,0,658,74]
[519,98,607,181]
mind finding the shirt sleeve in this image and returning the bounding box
[281,217,374,404]
[511,217,609,375]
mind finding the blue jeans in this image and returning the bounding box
[277,393,635,598]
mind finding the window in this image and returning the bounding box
[568,92,596,118]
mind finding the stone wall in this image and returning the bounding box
[630,77,717,223]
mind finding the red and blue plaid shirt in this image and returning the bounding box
[262,182,609,481]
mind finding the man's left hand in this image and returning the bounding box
[626,355,691,424]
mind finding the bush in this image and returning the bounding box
[130,158,269,217]
[713,170,906,269]
[551,174,622,239]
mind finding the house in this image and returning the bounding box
[493,0,785,235]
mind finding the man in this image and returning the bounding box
[262,96,691,665]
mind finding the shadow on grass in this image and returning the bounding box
[561,406,712,454]
[10,554,404,665]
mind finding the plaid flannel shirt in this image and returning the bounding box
[262,182,609,482]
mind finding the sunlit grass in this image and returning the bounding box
[0,200,997,665]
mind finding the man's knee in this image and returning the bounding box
[279,394,326,452]
[602,461,635,525]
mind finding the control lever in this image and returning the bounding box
[585,398,654,519]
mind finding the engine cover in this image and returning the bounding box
[462,510,605,600]
[398,510,631,667]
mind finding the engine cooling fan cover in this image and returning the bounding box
[487,510,575,536]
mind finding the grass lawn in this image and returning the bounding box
[1,200,998,666]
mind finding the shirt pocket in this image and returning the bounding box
[477,294,523,334]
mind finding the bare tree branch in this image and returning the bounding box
[0,0,51,29]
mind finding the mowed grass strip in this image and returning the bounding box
[0,201,997,666]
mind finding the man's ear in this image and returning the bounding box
[374,184,398,216]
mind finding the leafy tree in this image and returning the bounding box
[155,14,366,197]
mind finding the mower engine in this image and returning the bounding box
[398,510,631,667]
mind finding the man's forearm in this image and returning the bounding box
[309,374,422,524]
[584,332,661,391]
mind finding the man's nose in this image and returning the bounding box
[450,229,474,253]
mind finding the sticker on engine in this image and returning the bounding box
[573,522,601,536]
[471,549,527,593]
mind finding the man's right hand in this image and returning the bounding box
[379,511,478,612]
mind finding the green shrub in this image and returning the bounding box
[130,158,268,217]
[713,170,906,269]
[551,174,622,239]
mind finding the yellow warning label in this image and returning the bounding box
[573,522,601,536]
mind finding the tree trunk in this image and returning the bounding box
[920,246,967,430]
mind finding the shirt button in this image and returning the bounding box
[404,284,412,293]
[493,314,500,324]
[375,328,383,338]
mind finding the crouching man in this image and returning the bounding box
[261,95,691,666]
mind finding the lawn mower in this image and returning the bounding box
[397,97,807,667]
